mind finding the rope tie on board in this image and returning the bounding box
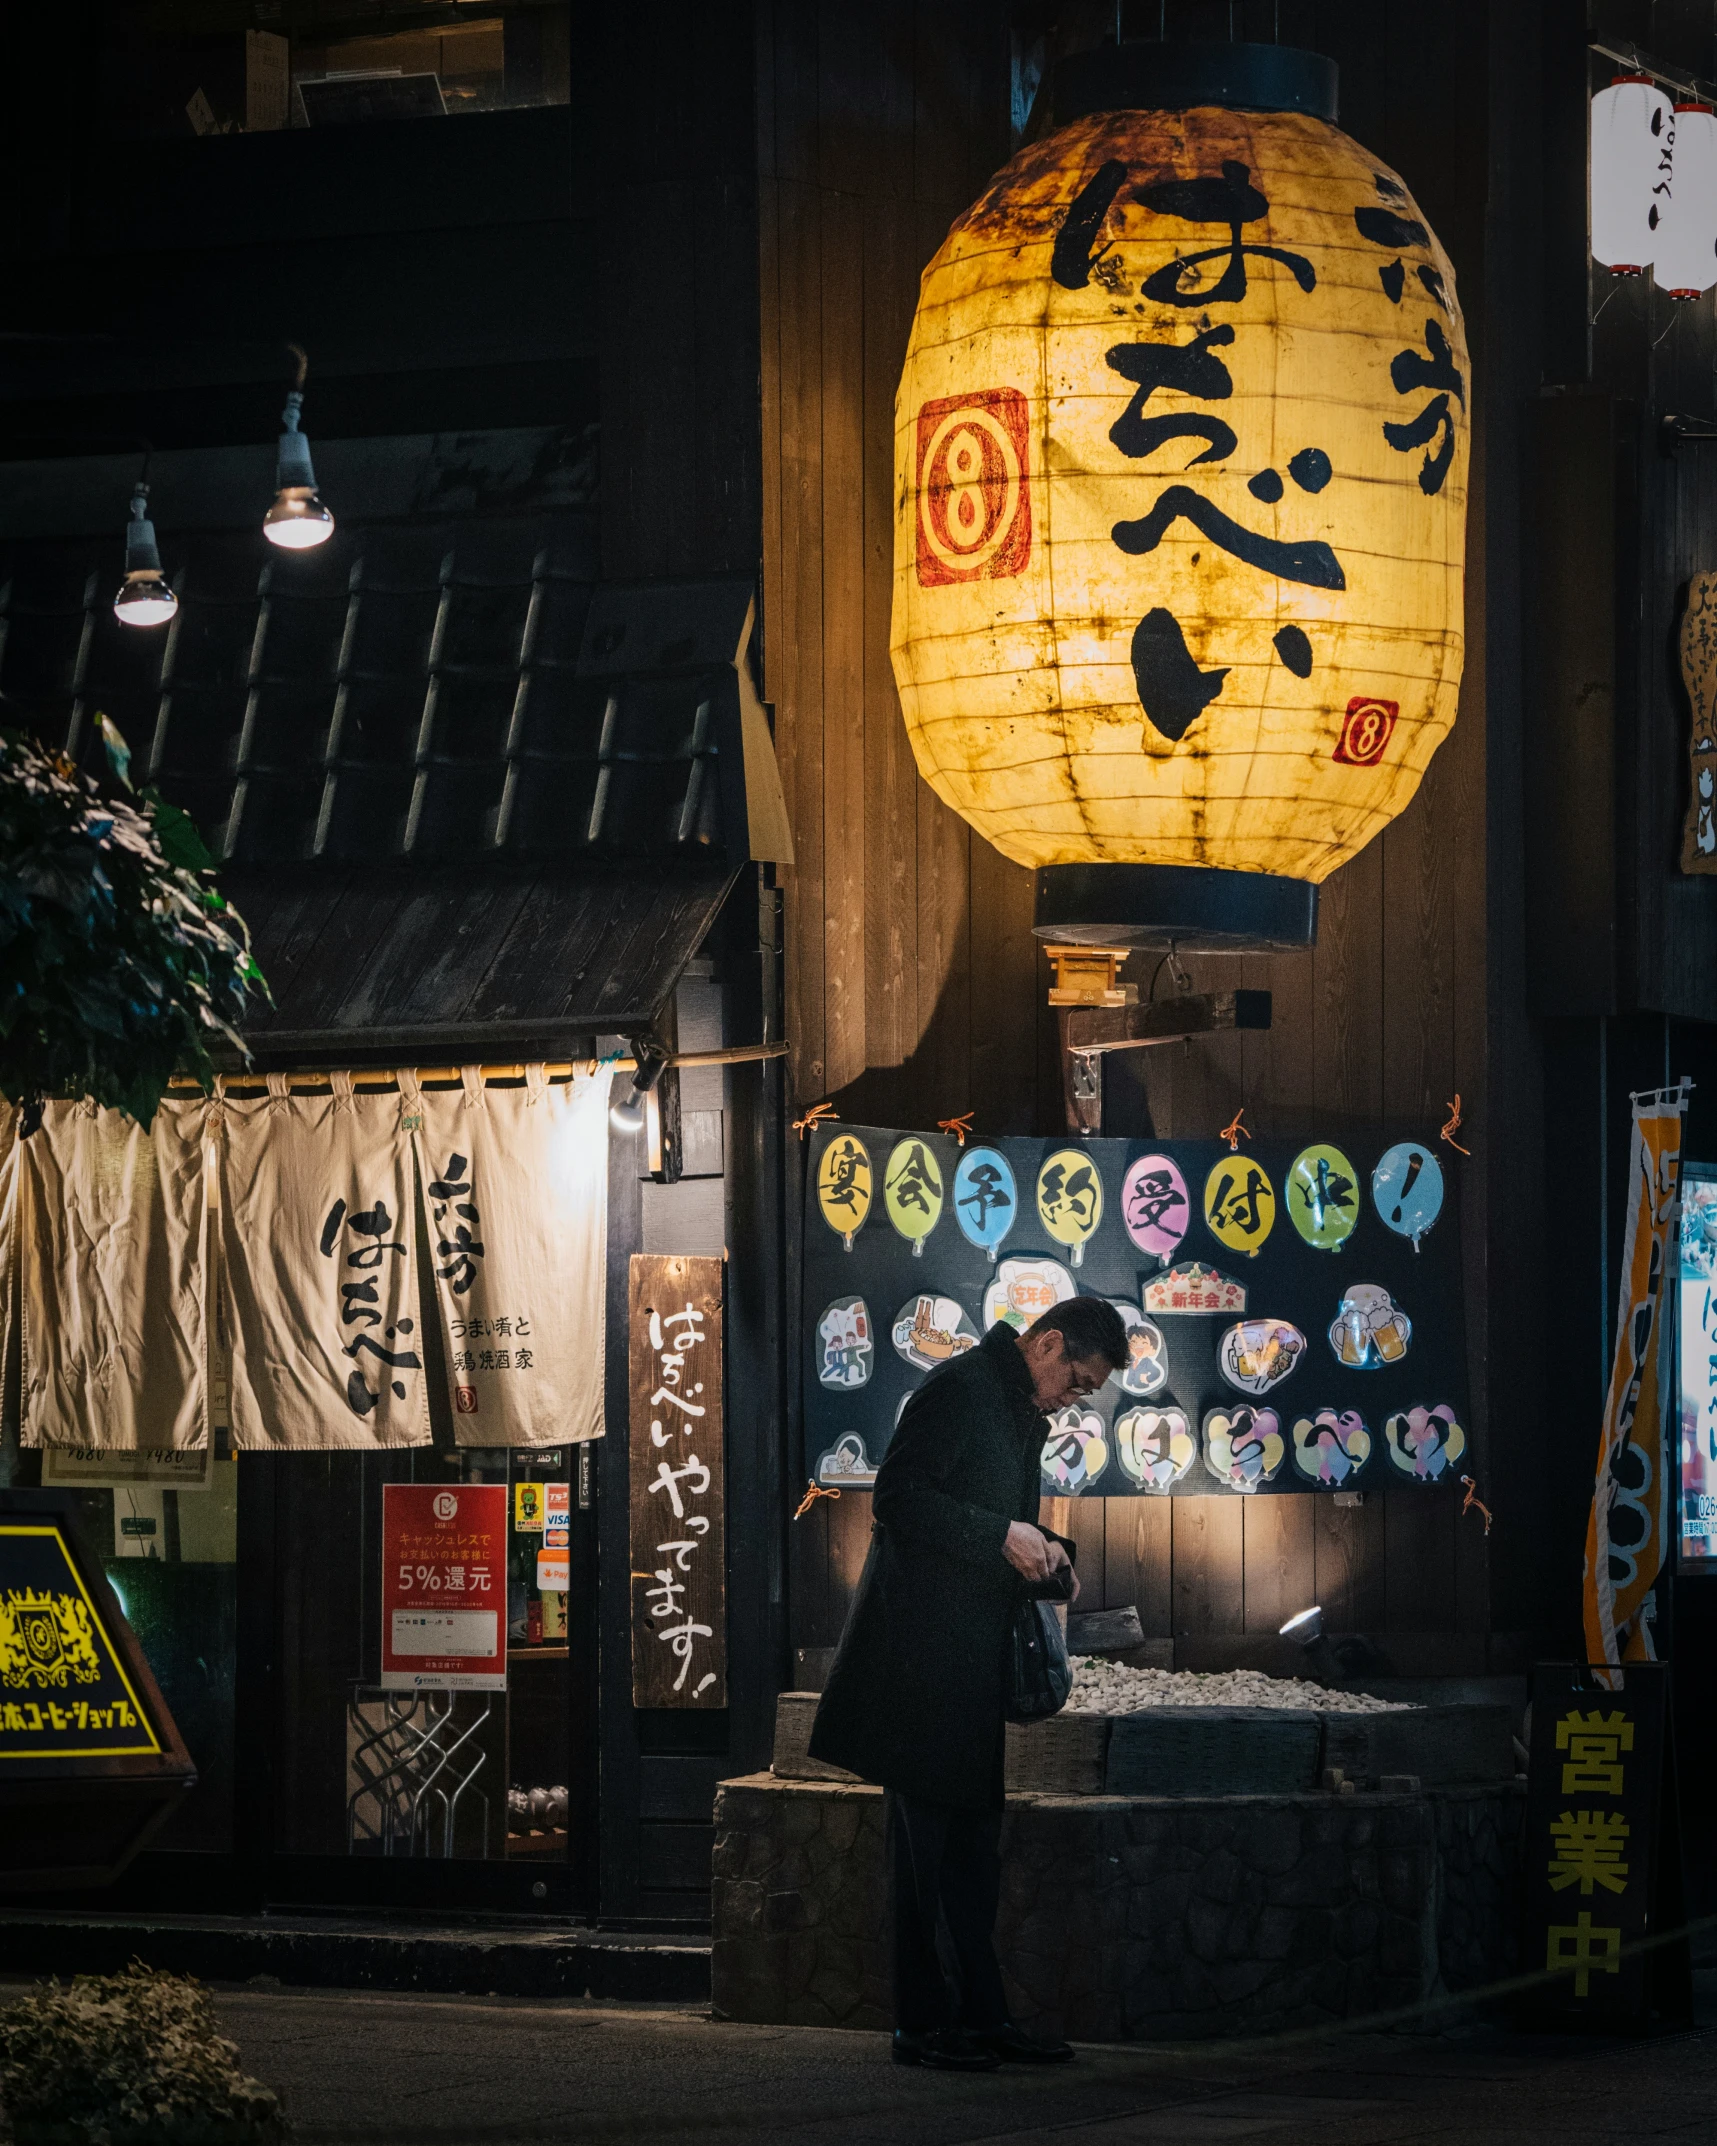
[793,1480,841,1521]
[1441,1094,1470,1155]
[1460,1475,1493,1535]
[1219,1106,1251,1152]
[792,1102,838,1141]
[937,1112,975,1146]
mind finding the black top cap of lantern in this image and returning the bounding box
[1051,39,1338,126]
[1034,864,1319,953]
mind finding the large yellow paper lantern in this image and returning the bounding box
[890,45,1468,910]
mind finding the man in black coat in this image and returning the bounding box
[809,1295,1128,2071]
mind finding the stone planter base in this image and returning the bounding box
[711,1775,1524,2041]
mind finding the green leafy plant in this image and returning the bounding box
[0,1964,283,2144]
[0,728,267,1130]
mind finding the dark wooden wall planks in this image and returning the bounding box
[760,1,1526,1674]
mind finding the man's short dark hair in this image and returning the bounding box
[1023,1295,1128,1371]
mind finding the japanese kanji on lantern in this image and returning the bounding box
[889,44,1469,909]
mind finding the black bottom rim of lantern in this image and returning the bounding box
[1032,864,1318,954]
[1051,41,1338,127]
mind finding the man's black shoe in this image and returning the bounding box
[892,2028,1001,2071]
[982,2022,1075,2063]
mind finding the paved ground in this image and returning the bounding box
[191,1977,1717,2146]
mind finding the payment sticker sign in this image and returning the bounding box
[0,1523,161,1760]
[381,1482,507,1691]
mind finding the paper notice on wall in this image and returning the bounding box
[409,1067,607,1449]
[17,1098,213,1451]
[220,1075,430,1450]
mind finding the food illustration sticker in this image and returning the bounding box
[1217,1319,1305,1396]
[1372,1141,1445,1251]
[1114,1406,1196,1491]
[891,1293,978,1371]
[814,1431,878,1488]
[1121,1152,1189,1263]
[1040,1405,1109,1493]
[1385,1404,1466,1480]
[1203,1157,1276,1258]
[1286,1142,1360,1251]
[884,1137,944,1255]
[1328,1283,1412,1369]
[982,1254,1076,1332]
[815,1296,873,1390]
[953,1146,1017,1262]
[1291,1409,1373,1486]
[1036,1147,1103,1266]
[816,1133,872,1250]
[1203,1406,1286,1492]
[1110,1302,1169,1397]
[1143,1262,1246,1316]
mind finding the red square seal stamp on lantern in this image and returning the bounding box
[915,388,1032,587]
[1332,697,1399,767]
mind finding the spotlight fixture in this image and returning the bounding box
[263,345,334,550]
[112,484,178,628]
[609,1046,668,1136]
[1278,1605,1324,1646]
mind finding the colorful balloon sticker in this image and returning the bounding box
[884,1137,944,1255]
[1108,1302,1169,1397]
[1327,1283,1412,1370]
[1121,1153,1189,1264]
[815,1296,873,1390]
[816,1133,872,1250]
[953,1146,1017,1262]
[1040,1405,1109,1493]
[982,1254,1076,1332]
[814,1431,878,1488]
[1217,1319,1306,1396]
[1203,1405,1286,1492]
[1384,1404,1466,1481]
[1143,1261,1247,1316]
[1114,1406,1196,1491]
[1203,1156,1276,1258]
[1286,1142,1360,1252]
[1291,1409,1373,1487]
[1372,1141,1445,1251]
[1036,1147,1103,1266]
[891,1292,978,1370]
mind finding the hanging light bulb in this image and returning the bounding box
[263,347,334,549]
[1657,102,1717,298]
[1590,73,1674,276]
[112,484,178,628]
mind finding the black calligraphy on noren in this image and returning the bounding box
[321,1195,420,1418]
[428,1152,486,1296]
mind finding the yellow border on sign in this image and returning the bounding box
[0,1526,163,1758]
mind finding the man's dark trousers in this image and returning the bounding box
[886,1789,1010,2035]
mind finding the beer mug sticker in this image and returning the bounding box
[1040,1406,1109,1493]
[953,1146,1017,1262]
[1203,1156,1276,1257]
[1285,1142,1360,1252]
[884,1137,945,1254]
[1114,1406,1196,1491]
[1384,1404,1466,1481]
[816,1134,873,1250]
[891,1293,978,1371]
[1217,1319,1306,1396]
[1109,1302,1169,1397]
[1327,1282,1412,1370]
[1291,1408,1373,1487]
[1036,1147,1103,1266]
[1371,1141,1445,1251]
[1203,1405,1287,1492]
[1121,1153,1190,1264]
[815,1295,873,1390]
[982,1254,1076,1332]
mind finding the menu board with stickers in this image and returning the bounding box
[804,1126,1469,1498]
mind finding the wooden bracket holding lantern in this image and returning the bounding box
[1057,988,1272,1135]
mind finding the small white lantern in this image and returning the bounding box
[1656,101,1717,297]
[1590,74,1674,276]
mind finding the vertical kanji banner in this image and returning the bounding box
[1584,1082,1689,1668]
[408,1066,608,1449]
[220,1075,429,1450]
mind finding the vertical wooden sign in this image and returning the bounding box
[1679,572,1717,872]
[628,1253,726,1707]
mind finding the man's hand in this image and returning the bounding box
[1003,1523,1078,1601]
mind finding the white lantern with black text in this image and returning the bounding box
[1590,74,1673,276]
[1657,101,1717,298]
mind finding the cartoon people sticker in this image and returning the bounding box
[884,1138,944,1255]
[1036,1148,1103,1266]
[815,1296,873,1390]
[1291,1408,1373,1486]
[1328,1283,1412,1369]
[1372,1141,1444,1251]
[1217,1319,1305,1396]
[953,1146,1017,1262]
[1040,1406,1109,1493]
[1203,1405,1286,1492]
[1286,1143,1360,1251]
[1110,1303,1169,1397]
[1385,1404,1466,1480]
[816,1134,872,1250]
[1121,1152,1189,1263]
[815,1432,878,1488]
[1115,1406,1196,1490]
[891,1293,978,1370]
[1204,1156,1276,1257]
[981,1255,1076,1332]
